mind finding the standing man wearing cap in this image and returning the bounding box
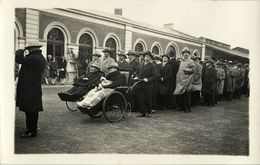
[215,61,226,103]
[174,47,195,112]
[234,63,244,99]
[15,41,46,138]
[127,50,139,75]
[117,51,130,70]
[168,50,180,109]
[226,61,236,101]
[86,53,102,73]
[134,51,156,117]
[191,55,202,107]
[99,49,116,76]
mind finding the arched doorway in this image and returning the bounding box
[47,28,65,67]
[105,37,117,60]
[78,33,93,76]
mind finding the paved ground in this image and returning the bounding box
[15,85,249,155]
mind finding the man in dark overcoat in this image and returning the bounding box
[134,51,156,117]
[158,54,172,110]
[127,50,140,76]
[15,41,46,138]
[168,50,180,109]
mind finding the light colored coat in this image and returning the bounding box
[216,67,226,94]
[226,66,236,92]
[191,62,202,92]
[174,58,195,94]
[99,56,116,75]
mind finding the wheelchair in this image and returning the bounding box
[59,69,142,123]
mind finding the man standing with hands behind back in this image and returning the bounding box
[15,41,46,138]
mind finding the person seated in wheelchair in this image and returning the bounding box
[58,62,104,101]
[77,62,126,108]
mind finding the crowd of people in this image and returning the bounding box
[64,47,250,117]
[15,40,250,138]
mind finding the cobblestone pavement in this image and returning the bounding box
[15,85,249,155]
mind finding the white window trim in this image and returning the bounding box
[165,41,180,58]
[76,27,99,53]
[151,41,163,55]
[133,38,147,51]
[43,21,71,43]
[15,17,24,38]
[103,32,121,52]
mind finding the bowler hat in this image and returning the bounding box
[102,48,111,53]
[181,47,191,54]
[92,53,101,57]
[108,62,119,70]
[126,50,138,56]
[118,51,127,58]
[143,51,153,58]
[162,54,170,60]
[91,62,100,70]
[25,41,43,49]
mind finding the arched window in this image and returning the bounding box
[105,37,117,60]
[152,45,160,55]
[77,33,93,76]
[134,43,144,52]
[47,28,65,66]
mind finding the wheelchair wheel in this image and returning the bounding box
[102,91,127,122]
[123,102,132,118]
[66,101,78,111]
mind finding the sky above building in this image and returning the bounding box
[13,0,260,52]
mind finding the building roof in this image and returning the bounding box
[60,8,200,42]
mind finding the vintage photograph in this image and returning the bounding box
[1,0,260,164]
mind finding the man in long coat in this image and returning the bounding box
[226,61,236,101]
[234,63,244,99]
[215,61,226,102]
[16,41,46,138]
[201,60,217,107]
[134,51,156,117]
[174,47,195,112]
[158,54,172,110]
[168,50,180,109]
[127,50,139,76]
[191,55,202,107]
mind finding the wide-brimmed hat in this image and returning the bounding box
[92,53,101,57]
[90,62,100,70]
[143,51,153,58]
[162,54,170,60]
[118,51,127,58]
[126,50,138,56]
[108,62,119,70]
[102,48,111,54]
[181,47,191,54]
[25,41,43,49]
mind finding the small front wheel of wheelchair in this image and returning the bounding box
[66,101,78,111]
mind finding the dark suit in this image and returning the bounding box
[136,62,156,114]
[168,58,180,108]
[15,49,46,132]
[158,62,172,109]
[118,60,130,70]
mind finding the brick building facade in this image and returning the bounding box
[15,8,248,83]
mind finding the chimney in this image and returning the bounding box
[114,8,122,16]
[164,23,174,29]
